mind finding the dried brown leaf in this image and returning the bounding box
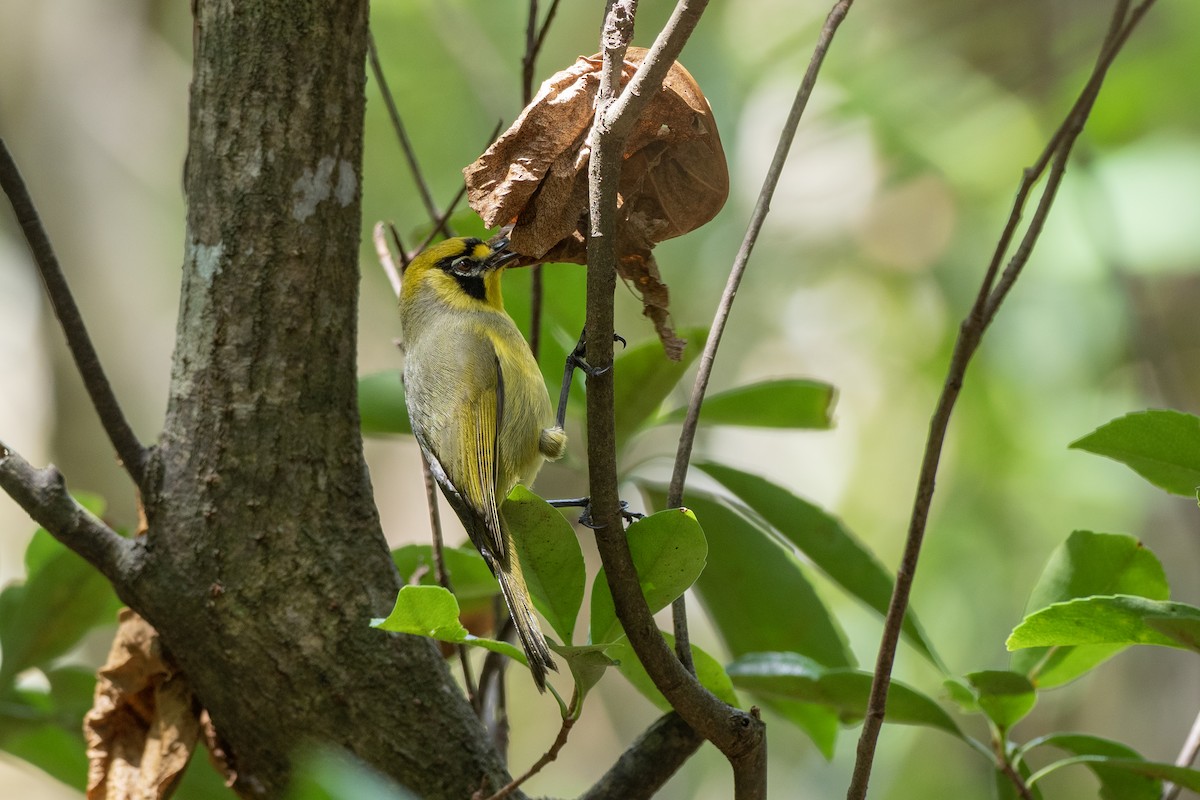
[465,47,727,359]
[84,609,201,800]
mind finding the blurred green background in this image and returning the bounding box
[2,1,1198,798]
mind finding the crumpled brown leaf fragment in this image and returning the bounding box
[465,46,728,360]
[84,609,203,800]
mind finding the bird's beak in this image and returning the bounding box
[483,239,521,271]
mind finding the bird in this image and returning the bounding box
[398,236,566,691]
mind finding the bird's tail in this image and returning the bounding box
[484,541,556,692]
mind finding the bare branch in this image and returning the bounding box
[520,0,562,360]
[0,139,149,489]
[1164,706,1200,800]
[665,0,857,680]
[367,32,441,226]
[373,222,402,296]
[522,0,564,106]
[479,700,576,800]
[847,4,1158,797]
[0,439,138,588]
[578,713,703,800]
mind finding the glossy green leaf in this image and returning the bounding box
[1070,409,1200,496]
[646,489,852,669]
[391,545,498,603]
[609,633,740,711]
[372,585,527,665]
[661,379,835,429]
[727,652,961,737]
[1011,531,1169,687]
[503,486,586,645]
[965,670,1036,732]
[1008,595,1200,653]
[357,371,411,436]
[0,530,121,688]
[1022,734,1160,800]
[696,462,939,666]
[588,507,707,645]
[642,489,851,753]
[612,328,706,447]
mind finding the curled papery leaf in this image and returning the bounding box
[465,47,728,359]
[84,609,204,800]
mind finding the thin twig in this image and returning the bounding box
[0,140,149,489]
[409,119,501,259]
[665,0,857,678]
[413,181,470,257]
[1163,707,1200,800]
[367,32,441,224]
[388,222,411,272]
[522,0,563,106]
[478,695,578,800]
[846,4,1157,798]
[521,0,562,361]
[0,440,138,588]
[373,222,402,296]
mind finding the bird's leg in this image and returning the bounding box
[554,328,626,429]
[547,497,644,529]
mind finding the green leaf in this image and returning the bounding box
[0,530,121,688]
[696,462,940,667]
[588,507,707,645]
[391,545,499,603]
[727,652,961,737]
[1008,595,1200,653]
[372,585,527,666]
[610,634,740,711]
[661,379,835,429]
[642,489,851,754]
[548,643,616,716]
[504,486,585,645]
[647,490,852,669]
[1011,531,1169,687]
[1070,409,1200,496]
[612,328,706,447]
[1022,734,1160,800]
[357,371,411,436]
[965,670,1036,733]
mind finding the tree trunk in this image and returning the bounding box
[125,2,507,796]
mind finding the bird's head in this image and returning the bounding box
[401,236,519,309]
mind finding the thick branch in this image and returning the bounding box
[0,140,149,489]
[584,1,765,797]
[846,3,1158,798]
[0,440,138,587]
[578,713,704,800]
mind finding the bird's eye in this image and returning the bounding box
[450,256,473,274]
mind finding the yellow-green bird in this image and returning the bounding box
[398,236,566,691]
